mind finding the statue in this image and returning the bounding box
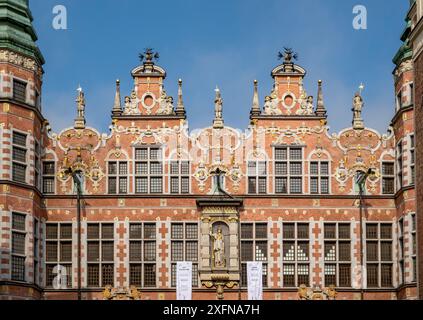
[352,93,364,130]
[123,90,140,115]
[157,90,175,115]
[210,226,225,268]
[263,95,282,115]
[76,88,85,119]
[214,89,223,120]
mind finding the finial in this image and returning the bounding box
[278,47,298,64]
[176,78,186,118]
[359,83,365,95]
[315,80,327,118]
[112,79,122,117]
[250,79,261,117]
[139,48,160,65]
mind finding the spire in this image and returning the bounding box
[175,78,186,118]
[74,86,86,129]
[0,0,45,65]
[112,79,122,117]
[315,80,327,117]
[213,86,224,129]
[250,80,261,117]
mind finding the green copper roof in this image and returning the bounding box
[0,0,44,65]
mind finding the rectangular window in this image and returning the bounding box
[310,161,330,194]
[170,161,190,194]
[241,223,268,287]
[11,213,26,282]
[12,132,27,184]
[87,223,114,287]
[135,147,163,194]
[13,79,27,103]
[382,162,395,194]
[34,141,41,190]
[108,161,128,194]
[129,223,156,287]
[45,223,73,288]
[170,223,199,287]
[42,162,55,194]
[247,161,267,194]
[398,218,405,284]
[397,142,403,189]
[282,223,310,287]
[410,135,415,185]
[275,147,303,194]
[411,214,417,282]
[33,219,39,285]
[366,223,393,288]
[324,223,351,287]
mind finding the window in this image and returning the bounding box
[13,79,27,103]
[129,223,157,288]
[282,223,310,287]
[411,214,417,282]
[12,131,27,184]
[33,219,39,285]
[310,161,330,194]
[382,162,395,194]
[366,223,393,288]
[42,162,55,194]
[247,161,267,194]
[398,218,405,284]
[11,213,26,282]
[241,223,268,287]
[135,147,163,194]
[108,161,128,194]
[170,223,199,287]
[410,135,415,185]
[34,141,41,190]
[275,147,303,194]
[87,223,114,287]
[170,161,190,194]
[46,223,73,288]
[324,223,351,287]
[396,91,402,110]
[396,142,403,189]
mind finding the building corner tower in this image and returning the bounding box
[0,0,45,299]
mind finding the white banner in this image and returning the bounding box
[247,261,263,301]
[176,262,192,300]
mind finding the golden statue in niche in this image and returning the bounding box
[210,226,225,268]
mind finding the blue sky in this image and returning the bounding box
[30,0,409,134]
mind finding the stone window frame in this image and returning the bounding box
[240,222,269,288]
[309,160,330,195]
[34,139,41,190]
[411,213,417,282]
[133,145,163,194]
[45,222,73,288]
[381,161,395,195]
[107,160,129,195]
[396,140,403,191]
[42,161,56,194]
[323,222,352,288]
[33,217,40,286]
[365,223,394,288]
[246,160,268,195]
[409,134,415,186]
[168,160,191,195]
[11,212,27,282]
[170,222,200,288]
[128,222,157,288]
[86,223,115,288]
[281,222,310,288]
[398,217,405,285]
[273,145,305,195]
[12,78,28,104]
[12,130,28,184]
